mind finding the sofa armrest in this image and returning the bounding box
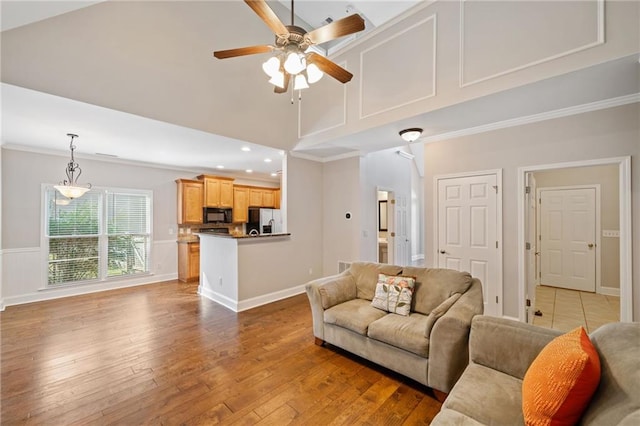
[428,279,484,393]
[305,272,356,341]
[469,315,562,379]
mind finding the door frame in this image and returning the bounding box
[537,185,601,293]
[433,169,503,316]
[376,187,395,265]
[517,156,632,322]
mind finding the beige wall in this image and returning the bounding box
[424,103,639,320]
[322,157,361,275]
[0,149,323,307]
[236,155,324,300]
[533,165,620,290]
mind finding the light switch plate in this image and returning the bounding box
[602,230,620,237]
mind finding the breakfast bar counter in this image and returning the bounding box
[196,232,292,312]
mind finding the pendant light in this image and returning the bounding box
[54,133,92,199]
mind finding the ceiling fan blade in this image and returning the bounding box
[244,0,289,36]
[213,45,274,59]
[274,73,291,94]
[306,14,365,45]
[307,52,353,84]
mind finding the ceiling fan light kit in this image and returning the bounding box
[214,0,365,94]
[399,128,423,143]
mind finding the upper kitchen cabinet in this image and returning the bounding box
[197,175,234,208]
[274,189,281,209]
[249,188,276,208]
[176,179,204,224]
[233,186,249,223]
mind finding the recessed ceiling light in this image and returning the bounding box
[264,158,272,163]
[246,169,253,173]
[216,165,225,169]
[270,172,278,177]
[241,146,251,152]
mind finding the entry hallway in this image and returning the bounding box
[0,281,442,424]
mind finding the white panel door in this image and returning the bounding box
[540,188,596,292]
[437,174,498,316]
[394,194,410,266]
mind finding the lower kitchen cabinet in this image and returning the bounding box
[178,241,200,282]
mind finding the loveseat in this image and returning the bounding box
[305,262,484,394]
[432,316,640,425]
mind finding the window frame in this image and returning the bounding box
[41,184,154,289]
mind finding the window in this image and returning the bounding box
[45,187,152,287]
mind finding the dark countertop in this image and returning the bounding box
[196,232,291,239]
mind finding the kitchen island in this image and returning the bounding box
[196,232,293,312]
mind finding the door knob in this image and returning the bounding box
[588,243,594,248]
[439,250,446,254]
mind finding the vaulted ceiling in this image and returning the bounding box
[1,1,638,177]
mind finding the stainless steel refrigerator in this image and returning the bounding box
[259,208,282,234]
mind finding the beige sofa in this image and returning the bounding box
[432,316,640,425]
[305,262,484,394]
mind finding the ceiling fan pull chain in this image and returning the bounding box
[298,90,302,102]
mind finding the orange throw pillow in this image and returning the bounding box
[522,326,601,426]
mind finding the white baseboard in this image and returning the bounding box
[598,286,620,297]
[198,285,239,312]
[1,272,178,308]
[198,284,307,313]
[502,315,521,322]
[237,284,307,312]
[0,299,4,312]
[411,254,425,262]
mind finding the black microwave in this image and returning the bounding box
[203,207,232,224]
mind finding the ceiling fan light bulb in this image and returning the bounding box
[306,63,323,84]
[262,56,280,77]
[293,74,309,90]
[268,71,285,88]
[284,52,304,75]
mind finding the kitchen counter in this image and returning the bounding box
[196,232,291,240]
[196,232,293,312]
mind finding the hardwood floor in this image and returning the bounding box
[1,281,442,425]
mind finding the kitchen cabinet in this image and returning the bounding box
[262,189,275,208]
[233,187,249,223]
[197,175,234,208]
[178,241,200,282]
[176,179,203,225]
[249,188,276,208]
[274,189,281,209]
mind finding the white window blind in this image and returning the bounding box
[106,192,150,277]
[45,187,152,287]
[46,190,101,285]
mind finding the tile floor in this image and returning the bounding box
[532,285,620,333]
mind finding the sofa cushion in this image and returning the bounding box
[522,326,600,426]
[318,273,356,309]
[370,274,416,316]
[582,322,640,425]
[367,312,430,357]
[349,262,403,301]
[323,299,387,336]
[431,409,486,426]
[443,363,524,425]
[423,293,461,338]
[402,267,473,315]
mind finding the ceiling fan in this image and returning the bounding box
[213,0,365,93]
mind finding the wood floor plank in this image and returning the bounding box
[0,280,442,424]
